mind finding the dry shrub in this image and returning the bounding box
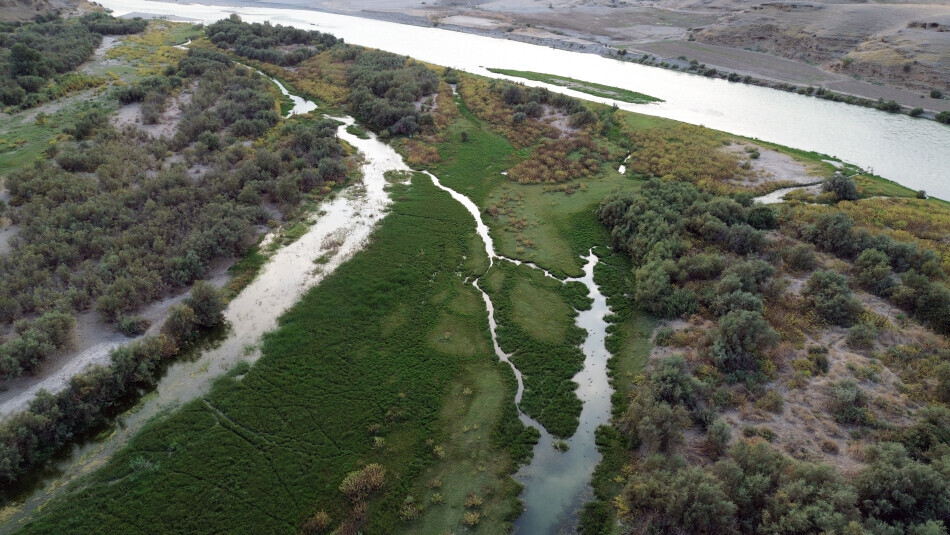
[623,124,750,193]
[508,138,608,184]
[400,139,441,165]
[339,463,386,503]
[457,76,556,147]
[301,510,331,535]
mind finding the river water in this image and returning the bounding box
[101,0,950,200]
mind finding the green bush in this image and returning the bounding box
[846,322,878,350]
[803,270,863,326]
[828,379,870,425]
[824,174,859,201]
[855,442,950,526]
[936,111,950,124]
[710,310,779,376]
[784,243,818,272]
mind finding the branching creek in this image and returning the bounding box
[2,72,614,535]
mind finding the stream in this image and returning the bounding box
[429,173,612,533]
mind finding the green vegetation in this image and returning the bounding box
[16,176,528,534]
[0,13,146,109]
[8,14,950,535]
[0,282,226,488]
[482,260,586,437]
[487,68,661,104]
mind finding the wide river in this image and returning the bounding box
[100,0,950,200]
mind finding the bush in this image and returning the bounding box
[824,174,859,201]
[162,304,199,344]
[910,107,924,117]
[706,417,732,457]
[623,462,737,533]
[847,322,878,350]
[185,281,226,328]
[931,89,944,99]
[710,310,779,375]
[339,463,386,503]
[803,270,863,326]
[936,111,950,124]
[784,243,818,272]
[828,379,870,425]
[853,249,896,296]
[118,315,151,336]
[755,389,784,413]
[855,442,950,526]
[747,205,777,230]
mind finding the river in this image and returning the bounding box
[101,0,950,200]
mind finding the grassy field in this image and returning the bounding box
[17,176,530,534]
[487,69,662,105]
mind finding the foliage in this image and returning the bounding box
[205,14,339,67]
[802,270,863,326]
[0,301,219,488]
[855,443,950,526]
[824,174,860,201]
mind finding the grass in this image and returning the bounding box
[488,68,662,104]
[17,175,529,534]
[481,260,586,438]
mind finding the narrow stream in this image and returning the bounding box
[428,172,613,534]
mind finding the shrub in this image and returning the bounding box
[161,304,199,344]
[936,111,950,124]
[784,243,818,272]
[650,355,702,408]
[302,510,331,534]
[623,462,737,533]
[747,205,777,230]
[824,174,859,201]
[118,315,151,336]
[710,310,779,375]
[828,379,870,425]
[185,281,226,328]
[846,322,878,350]
[755,390,784,413]
[339,463,386,503]
[706,417,732,457]
[853,249,896,296]
[803,270,863,326]
[910,107,924,117]
[855,442,950,525]
[931,89,943,99]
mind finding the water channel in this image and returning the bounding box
[101,0,950,200]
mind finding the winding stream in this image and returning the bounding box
[429,172,612,533]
